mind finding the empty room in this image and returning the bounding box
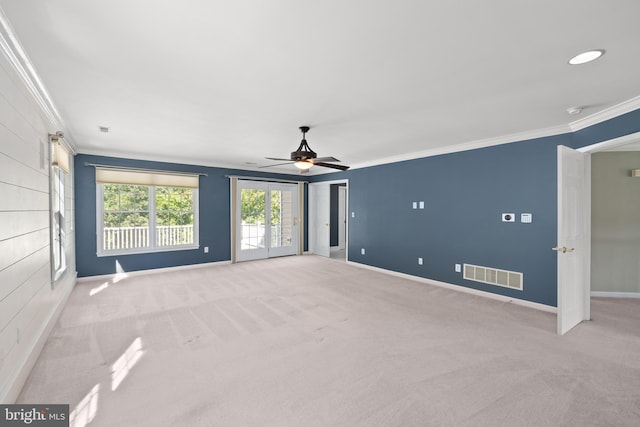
[2,1,640,426]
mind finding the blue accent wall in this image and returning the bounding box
[312,134,570,307]
[74,154,306,277]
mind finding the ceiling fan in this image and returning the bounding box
[261,126,350,172]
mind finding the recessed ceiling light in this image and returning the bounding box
[568,49,605,65]
[98,126,110,133]
[567,106,583,115]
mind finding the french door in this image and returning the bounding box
[235,180,299,262]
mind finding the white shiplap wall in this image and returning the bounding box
[0,48,76,402]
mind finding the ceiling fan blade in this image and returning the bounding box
[314,162,350,171]
[311,156,341,163]
[259,162,294,168]
[265,157,294,162]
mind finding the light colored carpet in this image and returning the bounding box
[18,255,640,426]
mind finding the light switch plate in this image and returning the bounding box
[419,201,424,209]
[412,202,417,209]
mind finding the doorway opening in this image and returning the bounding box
[330,183,347,261]
[309,179,349,260]
[585,133,640,299]
[558,130,640,334]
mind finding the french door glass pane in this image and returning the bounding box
[241,188,266,250]
[271,190,293,249]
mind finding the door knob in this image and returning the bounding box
[552,246,574,253]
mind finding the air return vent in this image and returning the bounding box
[463,264,523,291]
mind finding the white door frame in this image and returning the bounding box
[308,179,349,258]
[338,186,347,250]
[235,180,299,262]
[559,131,640,333]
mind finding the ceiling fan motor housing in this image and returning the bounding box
[291,148,316,161]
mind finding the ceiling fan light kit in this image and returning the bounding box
[294,161,313,170]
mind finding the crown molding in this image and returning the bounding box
[569,95,640,132]
[347,123,571,170]
[343,94,640,171]
[0,7,76,153]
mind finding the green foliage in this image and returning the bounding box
[241,189,265,224]
[156,186,194,226]
[103,184,194,228]
[103,184,149,227]
[240,189,284,224]
[271,191,281,225]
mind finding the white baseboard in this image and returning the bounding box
[77,260,231,283]
[346,261,557,314]
[591,291,640,299]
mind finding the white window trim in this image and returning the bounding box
[96,183,199,257]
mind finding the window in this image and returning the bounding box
[51,166,66,280]
[96,168,199,256]
[102,184,150,251]
[50,136,69,284]
[155,186,196,247]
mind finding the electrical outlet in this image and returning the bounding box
[351,212,355,218]
[361,248,365,255]
[418,257,423,265]
[455,264,462,273]
[204,246,209,253]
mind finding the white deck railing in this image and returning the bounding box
[104,224,288,251]
[103,225,194,250]
[240,223,286,250]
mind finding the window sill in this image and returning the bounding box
[97,244,200,258]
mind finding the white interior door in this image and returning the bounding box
[309,183,331,257]
[236,181,298,262]
[556,145,590,335]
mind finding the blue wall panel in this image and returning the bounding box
[312,134,572,307]
[75,154,305,277]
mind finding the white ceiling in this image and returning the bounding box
[2,0,640,174]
